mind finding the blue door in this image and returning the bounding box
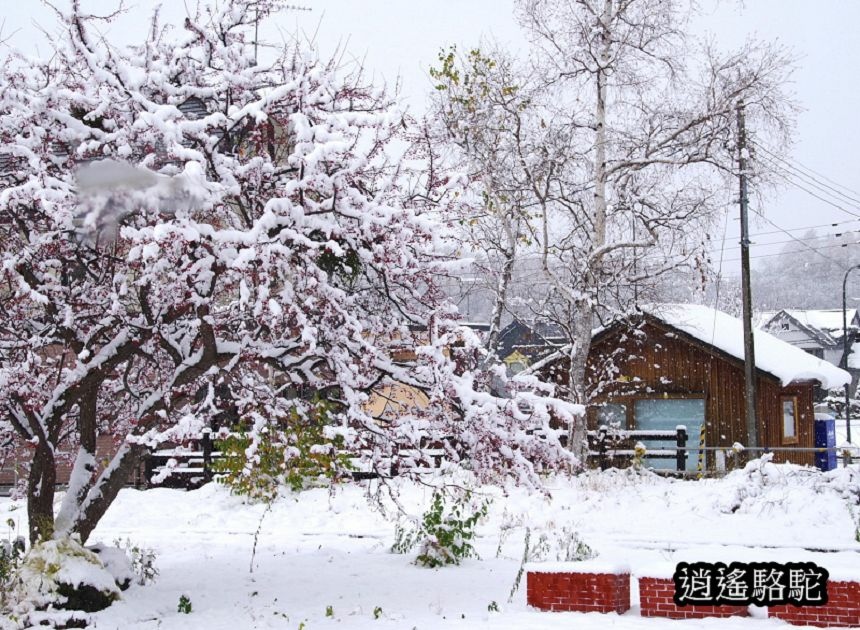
[633,399,705,472]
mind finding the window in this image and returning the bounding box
[633,398,705,472]
[782,397,798,443]
[781,322,790,331]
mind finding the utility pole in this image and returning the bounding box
[842,265,860,446]
[738,101,758,449]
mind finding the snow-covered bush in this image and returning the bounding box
[718,455,860,515]
[0,534,25,609]
[392,491,490,567]
[6,537,121,617]
[110,539,157,587]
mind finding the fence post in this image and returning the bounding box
[143,451,155,489]
[201,429,212,482]
[676,426,687,472]
[598,425,608,471]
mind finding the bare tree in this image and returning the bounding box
[432,0,796,460]
[427,47,550,358]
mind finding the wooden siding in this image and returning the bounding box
[541,318,816,467]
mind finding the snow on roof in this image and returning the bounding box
[787,309,855,332]
[647,304,851,388]
[754,310,780,329]
[760,308,858,340]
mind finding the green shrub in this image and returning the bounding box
[213,402,352,501]
[178,594,192,614]
[392,490,490,568]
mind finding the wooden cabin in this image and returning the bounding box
[538,304,850,471]
[495,319,567,374]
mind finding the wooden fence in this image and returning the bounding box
[588,425,691,473]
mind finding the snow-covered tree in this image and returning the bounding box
[428,47,544,358]
[0,0,578,545]
[433,0,796,458]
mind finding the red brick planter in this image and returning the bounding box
[638,576,749,620]
[769,579,860,628]
[526,562,630,613]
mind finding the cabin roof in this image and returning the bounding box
[529,304,851,389]
[637,304,850,388]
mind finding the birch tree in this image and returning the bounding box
[433,0,795,459]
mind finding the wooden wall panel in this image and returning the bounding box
[543,318,817,468]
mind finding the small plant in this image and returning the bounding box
[528,525,596,563]
[392,490,490,568]
[325,605,334,618]
[848,508,859,543]
[509,525,596,601]
[487,600,499,612]
[115,538,158,585]
[178,594,192,614]
[556,526,597,562]
[508,527,532,602]
[0,519,24,607]
[373,606,383,619]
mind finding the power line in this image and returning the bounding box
[722,241,855,264]
[752,140,860,203]
[762,162,860,219]
[742,218,858,238]
[751,146,860,220]
[744,207,842,264]
[754,142,860,207]
[704,229,860,255]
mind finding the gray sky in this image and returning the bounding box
[3,0,859,273]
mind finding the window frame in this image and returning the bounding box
[781,395,799,444]
[589,393,706,432]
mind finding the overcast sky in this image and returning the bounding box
[3,0,860,274]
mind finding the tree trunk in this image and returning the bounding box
[565,303,593,466]
[27,441,57,544]
[483,221,519,362]
[71,443,147,544]
[54,388,99,537]
[560,0,613,467]
[593,0,612,247]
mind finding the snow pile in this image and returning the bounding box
[647,303,851,388]
[716,454,860,515]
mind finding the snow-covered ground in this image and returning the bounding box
[2,462,859,629]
